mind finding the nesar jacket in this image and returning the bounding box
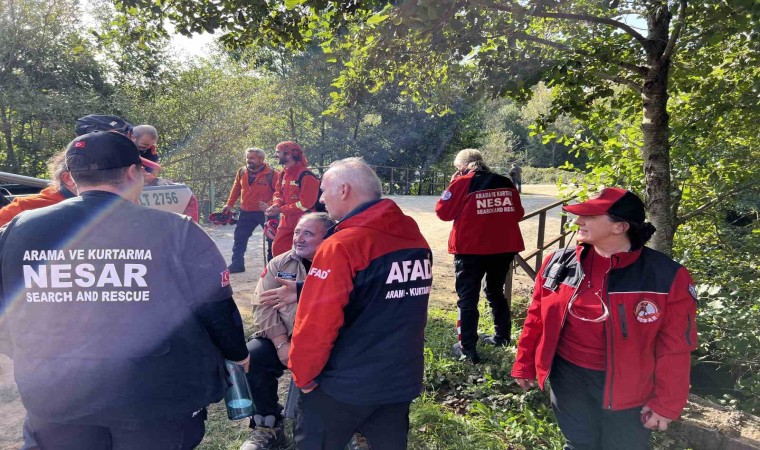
[435,170,525,255]
[512,244,698,420]
[289,199,432,405]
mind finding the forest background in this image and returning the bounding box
[1,0,758,447]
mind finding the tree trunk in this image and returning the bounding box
[641,6,675,255]
[0,104,18,172]
[288,107,296,139]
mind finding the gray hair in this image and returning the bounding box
[298,212,336,234]
[454,148,491,173]
[132,124,158,139]
[325,157,382,200]
[46,150,68,190]
[246,147,266,158]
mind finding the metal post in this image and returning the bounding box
[406,169,410,194]
[535,211,546,274]
[390,168,395,195]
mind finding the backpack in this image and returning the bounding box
[295,171,326,213]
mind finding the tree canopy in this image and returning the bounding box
[120,0,759,254]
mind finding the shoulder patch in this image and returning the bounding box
[221,269,231,287]
[441,190,452,200]
[688,284,698,302]
[261,267,268,278]
[634,299,661,323]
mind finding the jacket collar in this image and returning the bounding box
[576,243,641,270]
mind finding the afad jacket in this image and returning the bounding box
[0,186,74,228]
[435,170,525,255]
[289,199,432,405]
[225,164,279,212]
[511,244,698,420]
[271,162,320,230]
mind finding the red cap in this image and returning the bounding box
[563,188,645,223]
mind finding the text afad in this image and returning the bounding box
[386,258,432,284]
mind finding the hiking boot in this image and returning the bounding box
[228,264,245,273]
[480,333,510,347]
[240,415,285,450]
[347,432,372,450]
[452,342,481,364]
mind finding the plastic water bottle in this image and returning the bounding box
[224,360,255,420]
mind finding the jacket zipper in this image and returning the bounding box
[605,257,615,410]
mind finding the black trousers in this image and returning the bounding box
[25,409,206,450]
[454,252,515,350]
[549,357,651,450]
[232,210,271,265]
[245,337,286,424]
[295,388,410,450]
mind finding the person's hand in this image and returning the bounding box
[514,377,537,390]
[221,205,231,213]
[450,171,461,182]
[258,201,269,211]
[640,406,672,431]
[265,205,280,216]
[259,278,298,310]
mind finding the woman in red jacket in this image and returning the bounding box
[512,188,698,449]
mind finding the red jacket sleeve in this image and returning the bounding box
[434,176,469,222]
[647,267,698,419]
[288,240,353,389]
[511,254,553,380]
[226,169,242,208]
[272,171,285,207]
[280,174,320,217]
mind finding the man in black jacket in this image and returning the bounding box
[0,131,248,449]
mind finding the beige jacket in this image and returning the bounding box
[252,249,307,339]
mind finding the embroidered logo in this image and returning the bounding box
[260,267,268,278]
[221,269,230,287]
[688,284,698,302]
[634,299,661,323]
[441,190,452,200]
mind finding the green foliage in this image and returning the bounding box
[0,0,112,173]
[674,196,760,414]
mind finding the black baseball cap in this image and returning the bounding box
[563,187,645,223]
[65,131,162,172]
[75,115,133,136]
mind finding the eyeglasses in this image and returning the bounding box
[568,289,610,323]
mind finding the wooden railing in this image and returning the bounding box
[505,197,575,305]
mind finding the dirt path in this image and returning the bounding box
[0,186,565,449]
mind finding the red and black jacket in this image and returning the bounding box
[289,199,432,405]
[435,170,525,254]
[512,244,698,420]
